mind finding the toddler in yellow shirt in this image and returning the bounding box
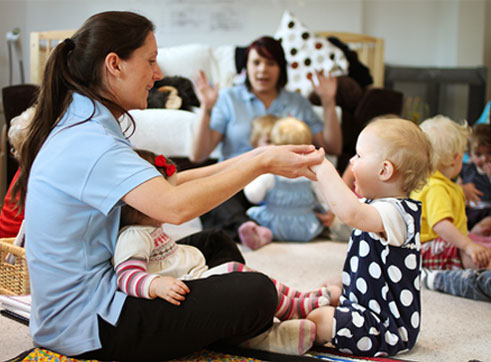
[411,115,491,270]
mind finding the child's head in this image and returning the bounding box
[468,123,491,172]
[120,149,177,229]
[250,114,279,147]
[419,115,470,173]
[7,107,36,160]
[353,117,433,196]
[271,117,312,145]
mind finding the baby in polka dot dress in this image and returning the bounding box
[308,116,434,357]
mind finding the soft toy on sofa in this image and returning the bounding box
[147,76,200,111]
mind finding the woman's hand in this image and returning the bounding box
[261,145,325,181]
[311,70,337,106]
[149,276,190,305]
[194,70,219,112]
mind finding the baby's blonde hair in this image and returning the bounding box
[366,116,434,194]
[8,107,36,160]
[250,114,279,147]
[271,117,312,145]
[419,115,470,170]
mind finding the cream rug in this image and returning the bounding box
[242,240,491,362]
[1,238,490,362]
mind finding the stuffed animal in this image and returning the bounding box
[147,76,200,111]
[327,36,373,88]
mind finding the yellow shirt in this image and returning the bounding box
[410,170,468,243]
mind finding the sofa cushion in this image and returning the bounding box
[275,11,348,97]
[212,45,237,88]
[157,44,217,85]
[127,109,221,160]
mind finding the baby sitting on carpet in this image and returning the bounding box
[241,116,324,246]
[113,148,337,354]
[307,117,434,356]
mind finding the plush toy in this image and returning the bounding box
[327,36,373,88]
[147,76,200,111]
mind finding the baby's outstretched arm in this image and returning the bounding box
[312,159,384,234]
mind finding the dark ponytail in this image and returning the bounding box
[13,11,155,208]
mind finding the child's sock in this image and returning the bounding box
[240,319,316,355]
[275,293,329,320]
[222,262,332,300]
[421,268,437,289]
[275,283,331,299]
[238,221,273,250]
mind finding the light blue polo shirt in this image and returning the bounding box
[25,93,161,356]
[210,84,324,161]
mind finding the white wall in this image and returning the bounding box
[0,0,488,89]
[0,0,489,199]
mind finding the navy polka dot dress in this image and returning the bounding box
[332,198,422,357]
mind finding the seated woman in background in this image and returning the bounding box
[192,35,342,246]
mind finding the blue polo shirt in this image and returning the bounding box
[25,93,161,355]
[210,84,324,161]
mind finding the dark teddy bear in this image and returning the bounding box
[147,76,200,111]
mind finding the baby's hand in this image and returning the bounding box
[316,209,335,227]
[465,242,491,269]
[461,182,483,205]
[149,276,190,305]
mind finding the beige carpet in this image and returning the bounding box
[1,239,490,362]
[242,241,491,362]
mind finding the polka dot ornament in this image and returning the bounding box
[275,11,348,97]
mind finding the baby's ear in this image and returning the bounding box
[378,160,394,181]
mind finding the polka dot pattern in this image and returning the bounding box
[368,262,381,279]
[357,337,372,351]
[332,198,422,356]
[275,11,348,97]
[404,254,417,270]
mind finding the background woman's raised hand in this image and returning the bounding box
[194,70,219,111]
[311,70,337,105]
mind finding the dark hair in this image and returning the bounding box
[13,11,155,209]
[120,149,176,229]
[245,36,288,90]
[469,123,491,149]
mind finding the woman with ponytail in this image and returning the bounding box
[13,11,325,361]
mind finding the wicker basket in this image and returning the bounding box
[0,237,30,295]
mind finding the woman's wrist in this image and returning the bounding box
[320,95,336,108]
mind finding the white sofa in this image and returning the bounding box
[128,43,238,160]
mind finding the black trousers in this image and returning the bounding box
[74,230,276,361]
[200,191,253,242]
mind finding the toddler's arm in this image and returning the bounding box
[312,159,384,233]
[433,218,491,269]
[244,174,275,204]
[115,258,190,305]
